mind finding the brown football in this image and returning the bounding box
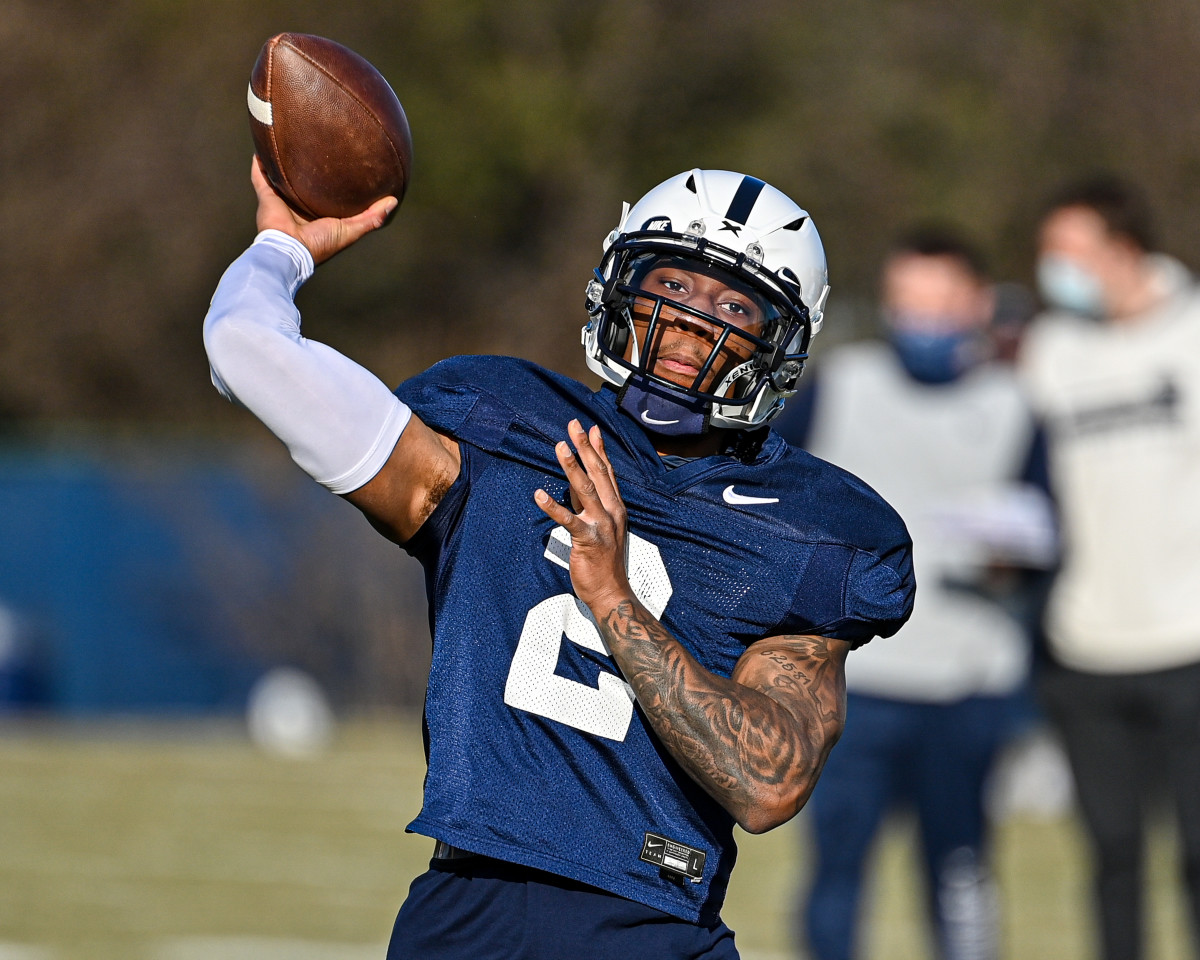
[248,33,412,220]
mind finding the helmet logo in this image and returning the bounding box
[718,220,743,237]
[723,176,767,225]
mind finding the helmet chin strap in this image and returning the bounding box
[617,375,711,436]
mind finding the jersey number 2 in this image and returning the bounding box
[503,525,673,741]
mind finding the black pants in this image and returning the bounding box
[1039,659,1200,960]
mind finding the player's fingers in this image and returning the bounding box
[250,155,268,191]
[341,196,400,238]
[590,426,622,500]
[555,440,603,511]
[533,488,566,521]
[312,201,394,258]
[251,156,326,254]
[299,196,398,265]
[574,425,623,524]
[534,489,586,535]
[568,424,628,535]
[567,420,619,507]
[250,156,291,212]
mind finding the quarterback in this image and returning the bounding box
[204,159,914,959]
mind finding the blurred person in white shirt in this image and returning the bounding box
[1020,175,1200,960]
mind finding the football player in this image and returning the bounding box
[204,160,915,959]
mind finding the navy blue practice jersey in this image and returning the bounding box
[394,356,914,924]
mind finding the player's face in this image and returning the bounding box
[629,264,767,394]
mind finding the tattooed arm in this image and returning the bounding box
[534,419,850,833]
[600,604,848,833]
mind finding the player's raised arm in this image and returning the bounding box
[202,158,461,544]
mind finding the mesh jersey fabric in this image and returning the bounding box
[394,355,913,923]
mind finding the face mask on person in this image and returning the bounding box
[1036,255,1106,318]
[887,323,983,385]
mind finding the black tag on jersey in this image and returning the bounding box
[639,832,706,883]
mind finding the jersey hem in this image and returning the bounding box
[408,818,719,926]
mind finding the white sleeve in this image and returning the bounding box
[203,229,412,494]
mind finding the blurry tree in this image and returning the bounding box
[3,0,1200,711]
[2,0,1200,424]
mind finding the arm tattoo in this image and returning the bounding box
[598,600,846,828]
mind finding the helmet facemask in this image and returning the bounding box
[587,239,811,430]
[582,169,829,432]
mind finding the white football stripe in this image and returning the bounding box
[247,84,273,126]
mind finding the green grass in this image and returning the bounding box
[0,719,1192,960]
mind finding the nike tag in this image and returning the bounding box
[640,832,706,883]
[722,484,780,505]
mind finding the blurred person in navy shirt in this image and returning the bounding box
[777,227,1053,960]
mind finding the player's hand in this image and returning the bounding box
[251,156,396,265]
[535,420,633,614]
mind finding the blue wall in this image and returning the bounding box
[0,443,330,713]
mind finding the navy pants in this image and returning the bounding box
[801,692,1021,960]
[387,854,740,960]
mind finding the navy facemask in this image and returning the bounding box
[888,326,984,385]
[617,375,711,436]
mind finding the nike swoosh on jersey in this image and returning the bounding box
[722,485,780,505]
[641,410,680,426]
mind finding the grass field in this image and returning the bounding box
[0,718,1193,960]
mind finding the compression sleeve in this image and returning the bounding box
[203,229,412,494]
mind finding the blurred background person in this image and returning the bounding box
[775,228,1055,960]
[1020,176,1200,960]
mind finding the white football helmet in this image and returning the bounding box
[583,169,829,430]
